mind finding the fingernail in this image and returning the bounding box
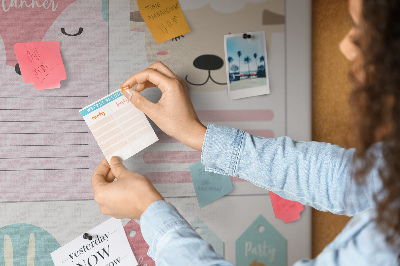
[124,89,133,100]
[110,156,122,165]
[121,85,130,91]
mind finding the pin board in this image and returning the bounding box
[111,0,312,264]
[0,0,311,265]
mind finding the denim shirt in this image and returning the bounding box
[140,124,399,265]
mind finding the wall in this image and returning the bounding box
[312,0,353,257]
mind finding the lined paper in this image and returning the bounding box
[80,90,158,162]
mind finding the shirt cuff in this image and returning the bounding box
[201,123,245,176]
[140,200,192,259]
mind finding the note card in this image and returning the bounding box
[137,0,191,44]
[14,41,67,90]
[79,90,158,162]
[51,218,138,266]
[189,161,233,208]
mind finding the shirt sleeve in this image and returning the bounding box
[140,200,234,266]
[201,124,383,216]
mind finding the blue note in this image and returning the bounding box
[189,161,233,208]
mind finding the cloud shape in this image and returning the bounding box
[180,0,268,13]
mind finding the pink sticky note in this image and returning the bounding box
[124,220,155,266]
[270,191,304,223]
[14,41,67,90]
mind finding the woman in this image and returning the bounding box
[91,0,400,264]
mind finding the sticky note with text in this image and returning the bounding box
[137,0,191,44]
[79,90,158,162]
[51,218,137,266]
[190,161,233,208]
[14,41,67,90]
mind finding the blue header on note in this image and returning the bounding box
[80,91,123,117]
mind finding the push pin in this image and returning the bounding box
[243,33,252,39]
[83,233,96,241]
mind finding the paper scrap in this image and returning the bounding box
[51,218,137,266]
[14,41,67,90]
[270,192,304,223]
[124,220,155,266]
[137,0,191,44]
[189,161,233,208]
[236,215,287,266]
[79,90,159,162]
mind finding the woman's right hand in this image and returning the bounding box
[120,61,206,151]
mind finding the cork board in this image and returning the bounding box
[312,0,353,257]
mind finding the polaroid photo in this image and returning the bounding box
[224,31,270,100]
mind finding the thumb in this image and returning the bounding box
[109,156,129,179]
[122,89,155,117]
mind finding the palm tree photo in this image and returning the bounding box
[228,56,233,74]
[237,51,242,75]
[244,56,251,77]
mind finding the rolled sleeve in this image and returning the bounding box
[201,123,245,176]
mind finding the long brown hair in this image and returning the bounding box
[350,0,400,252]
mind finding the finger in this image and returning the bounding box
[105,169,116,183]
[147,61,178,79]
[121,68,174,94]
[109,156,130,179]
[91,159,111,189]
[121,89,158,118]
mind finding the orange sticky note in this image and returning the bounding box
[137,0,191,44]
[14,41,67,90]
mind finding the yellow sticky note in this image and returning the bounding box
[137,0,191,44]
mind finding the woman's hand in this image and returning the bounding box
[120,61,206,151]
[91,157,164,220]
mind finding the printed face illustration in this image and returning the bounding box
[131,0,285,92]
[0,0,108,201]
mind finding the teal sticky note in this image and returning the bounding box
[189,161,233,208]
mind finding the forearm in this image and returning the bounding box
[201,124,379,216]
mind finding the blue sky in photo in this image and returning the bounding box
[226,32,266,73]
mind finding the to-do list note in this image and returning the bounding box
[80,90,158,162]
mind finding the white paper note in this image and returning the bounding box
[79,90,158,162]
[51,218,138,266]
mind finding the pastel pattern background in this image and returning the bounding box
[0,223,60,266]
[0,0,109,202]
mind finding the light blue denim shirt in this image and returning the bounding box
[140,124,399,265]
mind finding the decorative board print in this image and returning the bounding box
[124,220,155,266]
[190,161,233,208]
[126,0,285,186]
[0,223,60,266]
[236,215,286,266]
[269,192,304,224]
[0,0,109,202]
[190,217,224,258]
